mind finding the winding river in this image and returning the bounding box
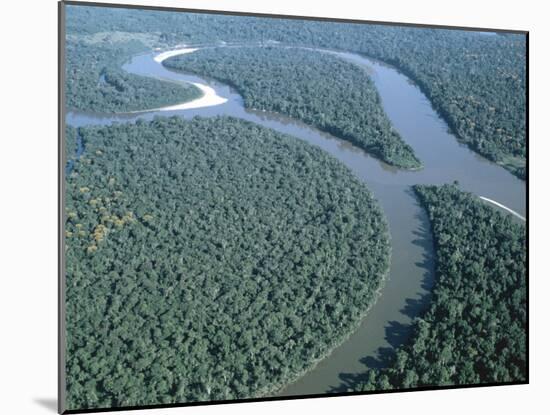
[65,44,526,397]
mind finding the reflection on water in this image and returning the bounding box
[65,45,525,396]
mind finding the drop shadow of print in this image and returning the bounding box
[327,193,435,393]
[34,398,57,412]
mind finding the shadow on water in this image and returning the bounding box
[327,189,436,393]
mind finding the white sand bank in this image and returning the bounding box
[479,196,526,221]
[157,82,227,111]
[132,47,228,112]
[154,48,199,63]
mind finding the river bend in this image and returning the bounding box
[65,44,526,396]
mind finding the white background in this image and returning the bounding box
[0,0,546,413]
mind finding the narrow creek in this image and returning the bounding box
[65,44,526,396]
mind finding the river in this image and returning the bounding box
[65,45,526,397]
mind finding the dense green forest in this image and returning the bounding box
[66,5,526,177]
[65,40,201,113]
[64,116,390,409]
[63,6,527,407]
[65,13,201,112]
[164,47,420,169]
[356,184,526,391]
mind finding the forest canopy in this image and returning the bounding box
[63,5,527,407]
[359,184,526,391]
[65,8,201,113]
[64,116,390,409]
[164,46,421,169]
[66,5,526,177]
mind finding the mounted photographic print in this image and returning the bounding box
[59,1,528,413]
